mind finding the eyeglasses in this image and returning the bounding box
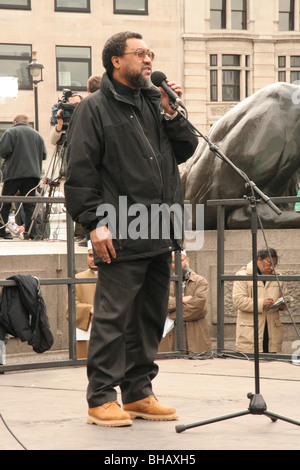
[262,259,277,267]
[122,49,155,61]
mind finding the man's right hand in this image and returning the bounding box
[263,297,274,310]
[55,109,63,132]
[90,226,116,264]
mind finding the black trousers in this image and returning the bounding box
[86,251,172,407]
[0,177,40,236]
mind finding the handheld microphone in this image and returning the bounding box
[151,71,186,110]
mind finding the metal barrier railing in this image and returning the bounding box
[207,196,300,358]
[0,195,185,372]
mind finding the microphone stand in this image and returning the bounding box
[172,103,300,432]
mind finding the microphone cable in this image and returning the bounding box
[0,412,27,450]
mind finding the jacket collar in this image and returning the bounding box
[186,270,197,282]
[245,261,253,274]
[100,72,161,106]
[14,122,28,127]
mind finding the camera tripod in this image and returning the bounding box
[173,105,300,433]
[27,137,67,239]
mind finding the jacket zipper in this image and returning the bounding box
[131,107,164,190]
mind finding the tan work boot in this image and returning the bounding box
[87,401,132,427]
[123,395,178,421]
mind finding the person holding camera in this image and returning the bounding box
[50,93,82,145]
[49,92,84,240]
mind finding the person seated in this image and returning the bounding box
[159,250,212,354]
[66,241,97,358]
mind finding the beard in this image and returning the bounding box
[124,66,151,89]
[182,262,190,277]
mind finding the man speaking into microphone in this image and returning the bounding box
[65,31,198,427]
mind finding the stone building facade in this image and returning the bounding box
[1,0,300,153]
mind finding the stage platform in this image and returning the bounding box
[0,357,300,451]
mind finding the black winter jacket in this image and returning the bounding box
[0,275,54,354]
[0,122,47,181]
[65,73,198,262]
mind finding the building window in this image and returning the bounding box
[210,0,247,30]
[210,54,218,67]
[114,0,148,15]
[222,55,240,101]
[56,46,91,91]
[231,0,247,30]
[290,56,300,82]
[278,71,286,81]
[210,55,218,101]
[279,0,294,31]
[222,54,240,67]
[210,53,250,102]
[210,70,218,101]
[278,56,286,81]
[55,0,90,12]
[223,70,240,101]
[0,44,32,90]
[210,0,226,29]
[277,55,300,83]
[278,56,286,68]
[0,0,30,9]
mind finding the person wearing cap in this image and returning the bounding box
[66,241,97,358]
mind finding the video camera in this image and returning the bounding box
[50,89,77,127]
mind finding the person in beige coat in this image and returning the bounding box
[159,251,212,354]
[66,241,97,358]
[233,248,288,353]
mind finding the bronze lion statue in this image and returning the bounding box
[182,82,300,229]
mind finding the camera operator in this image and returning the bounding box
[50,92,82,145]
[49,90,84,241]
